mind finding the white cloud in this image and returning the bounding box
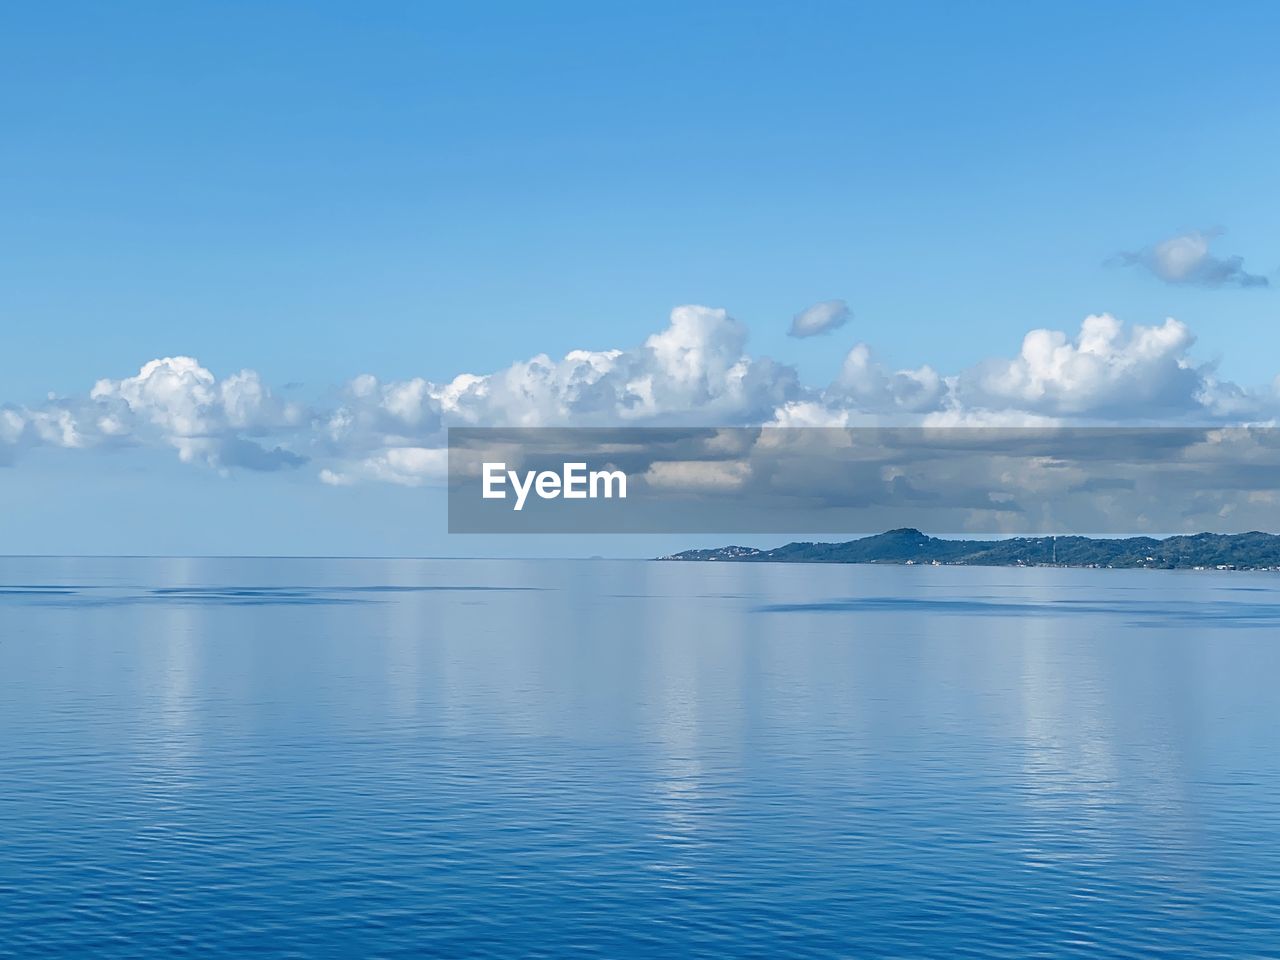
[1114,229,1269,288]
[789,299,851,338]
[955,314,1205,417]
[0,409,23,445]
[3,305,1277,484]
[322,306,796,444]
[341,446,450,487]
[28,356,314,471]
[828,343,945,414]
[89,357,301,441]
[318,468,354,486]
[766,400,852,428]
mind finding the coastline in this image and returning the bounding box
[660,529,1280,571]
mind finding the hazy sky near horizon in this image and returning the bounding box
[2,0,1279,555]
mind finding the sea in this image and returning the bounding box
[1,557,1277,958]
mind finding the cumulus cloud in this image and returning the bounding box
[954,314,1206,418]
[315,305,801,485]
[827,344,945,414]
[0,356,310,473]
[789,299,851,338]
[796,312,1274,425]
[3,304,1278,486]
[85,357,308,471]
[1113,229,1269,288]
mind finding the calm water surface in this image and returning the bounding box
[1,558,1278,958]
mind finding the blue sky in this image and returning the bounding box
[2,1,1279,555]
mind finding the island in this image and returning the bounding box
[659,529,1280,571]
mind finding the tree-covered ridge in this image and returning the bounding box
[661,529,1280,570]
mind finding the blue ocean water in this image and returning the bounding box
[1,557,1278,958]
